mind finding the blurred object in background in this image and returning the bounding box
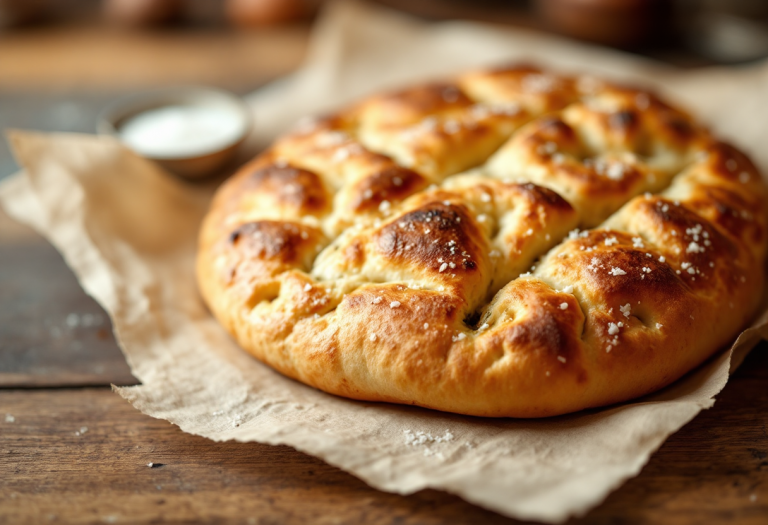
[225,0,315,26]
[103,0,184,27]
[535,0,671,49]
[0,0,51,27]
[678,0,768,63]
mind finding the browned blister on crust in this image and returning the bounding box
[197,65,768,417]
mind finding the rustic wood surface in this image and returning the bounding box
[1,12,767,524]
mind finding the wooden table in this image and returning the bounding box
[1,16,767,525]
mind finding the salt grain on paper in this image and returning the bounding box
[5,414,15,423]
[403,429,456,459]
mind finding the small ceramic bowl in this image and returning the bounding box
[98,86,252,180]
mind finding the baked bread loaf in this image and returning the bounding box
[197,65,767,417]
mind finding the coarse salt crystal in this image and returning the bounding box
[609,267,627,276]
[620,303,631,318]
[560,303,568,310]
[389,301,401,308]
[606,163,625,180]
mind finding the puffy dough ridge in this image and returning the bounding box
[197,66,767,417]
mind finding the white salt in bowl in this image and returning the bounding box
[98,87,252,179]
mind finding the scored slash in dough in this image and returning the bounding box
[197,65,767,417]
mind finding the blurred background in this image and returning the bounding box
[1,0,768,180]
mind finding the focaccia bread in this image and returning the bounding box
[197,65,767,417]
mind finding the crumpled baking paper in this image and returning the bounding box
[2,1,768,522]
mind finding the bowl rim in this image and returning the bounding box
[97,85,253,161]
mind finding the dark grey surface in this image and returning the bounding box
[0,241,137,387]
[0,92,122,180]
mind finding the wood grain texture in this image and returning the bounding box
[0,238,137,388]
[0,347,766,524]
[0,23,309,92]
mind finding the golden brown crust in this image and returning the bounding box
[197,65,768,417]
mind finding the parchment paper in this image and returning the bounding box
[2,1,768,522]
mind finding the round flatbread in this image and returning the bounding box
[197,66,767,417]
